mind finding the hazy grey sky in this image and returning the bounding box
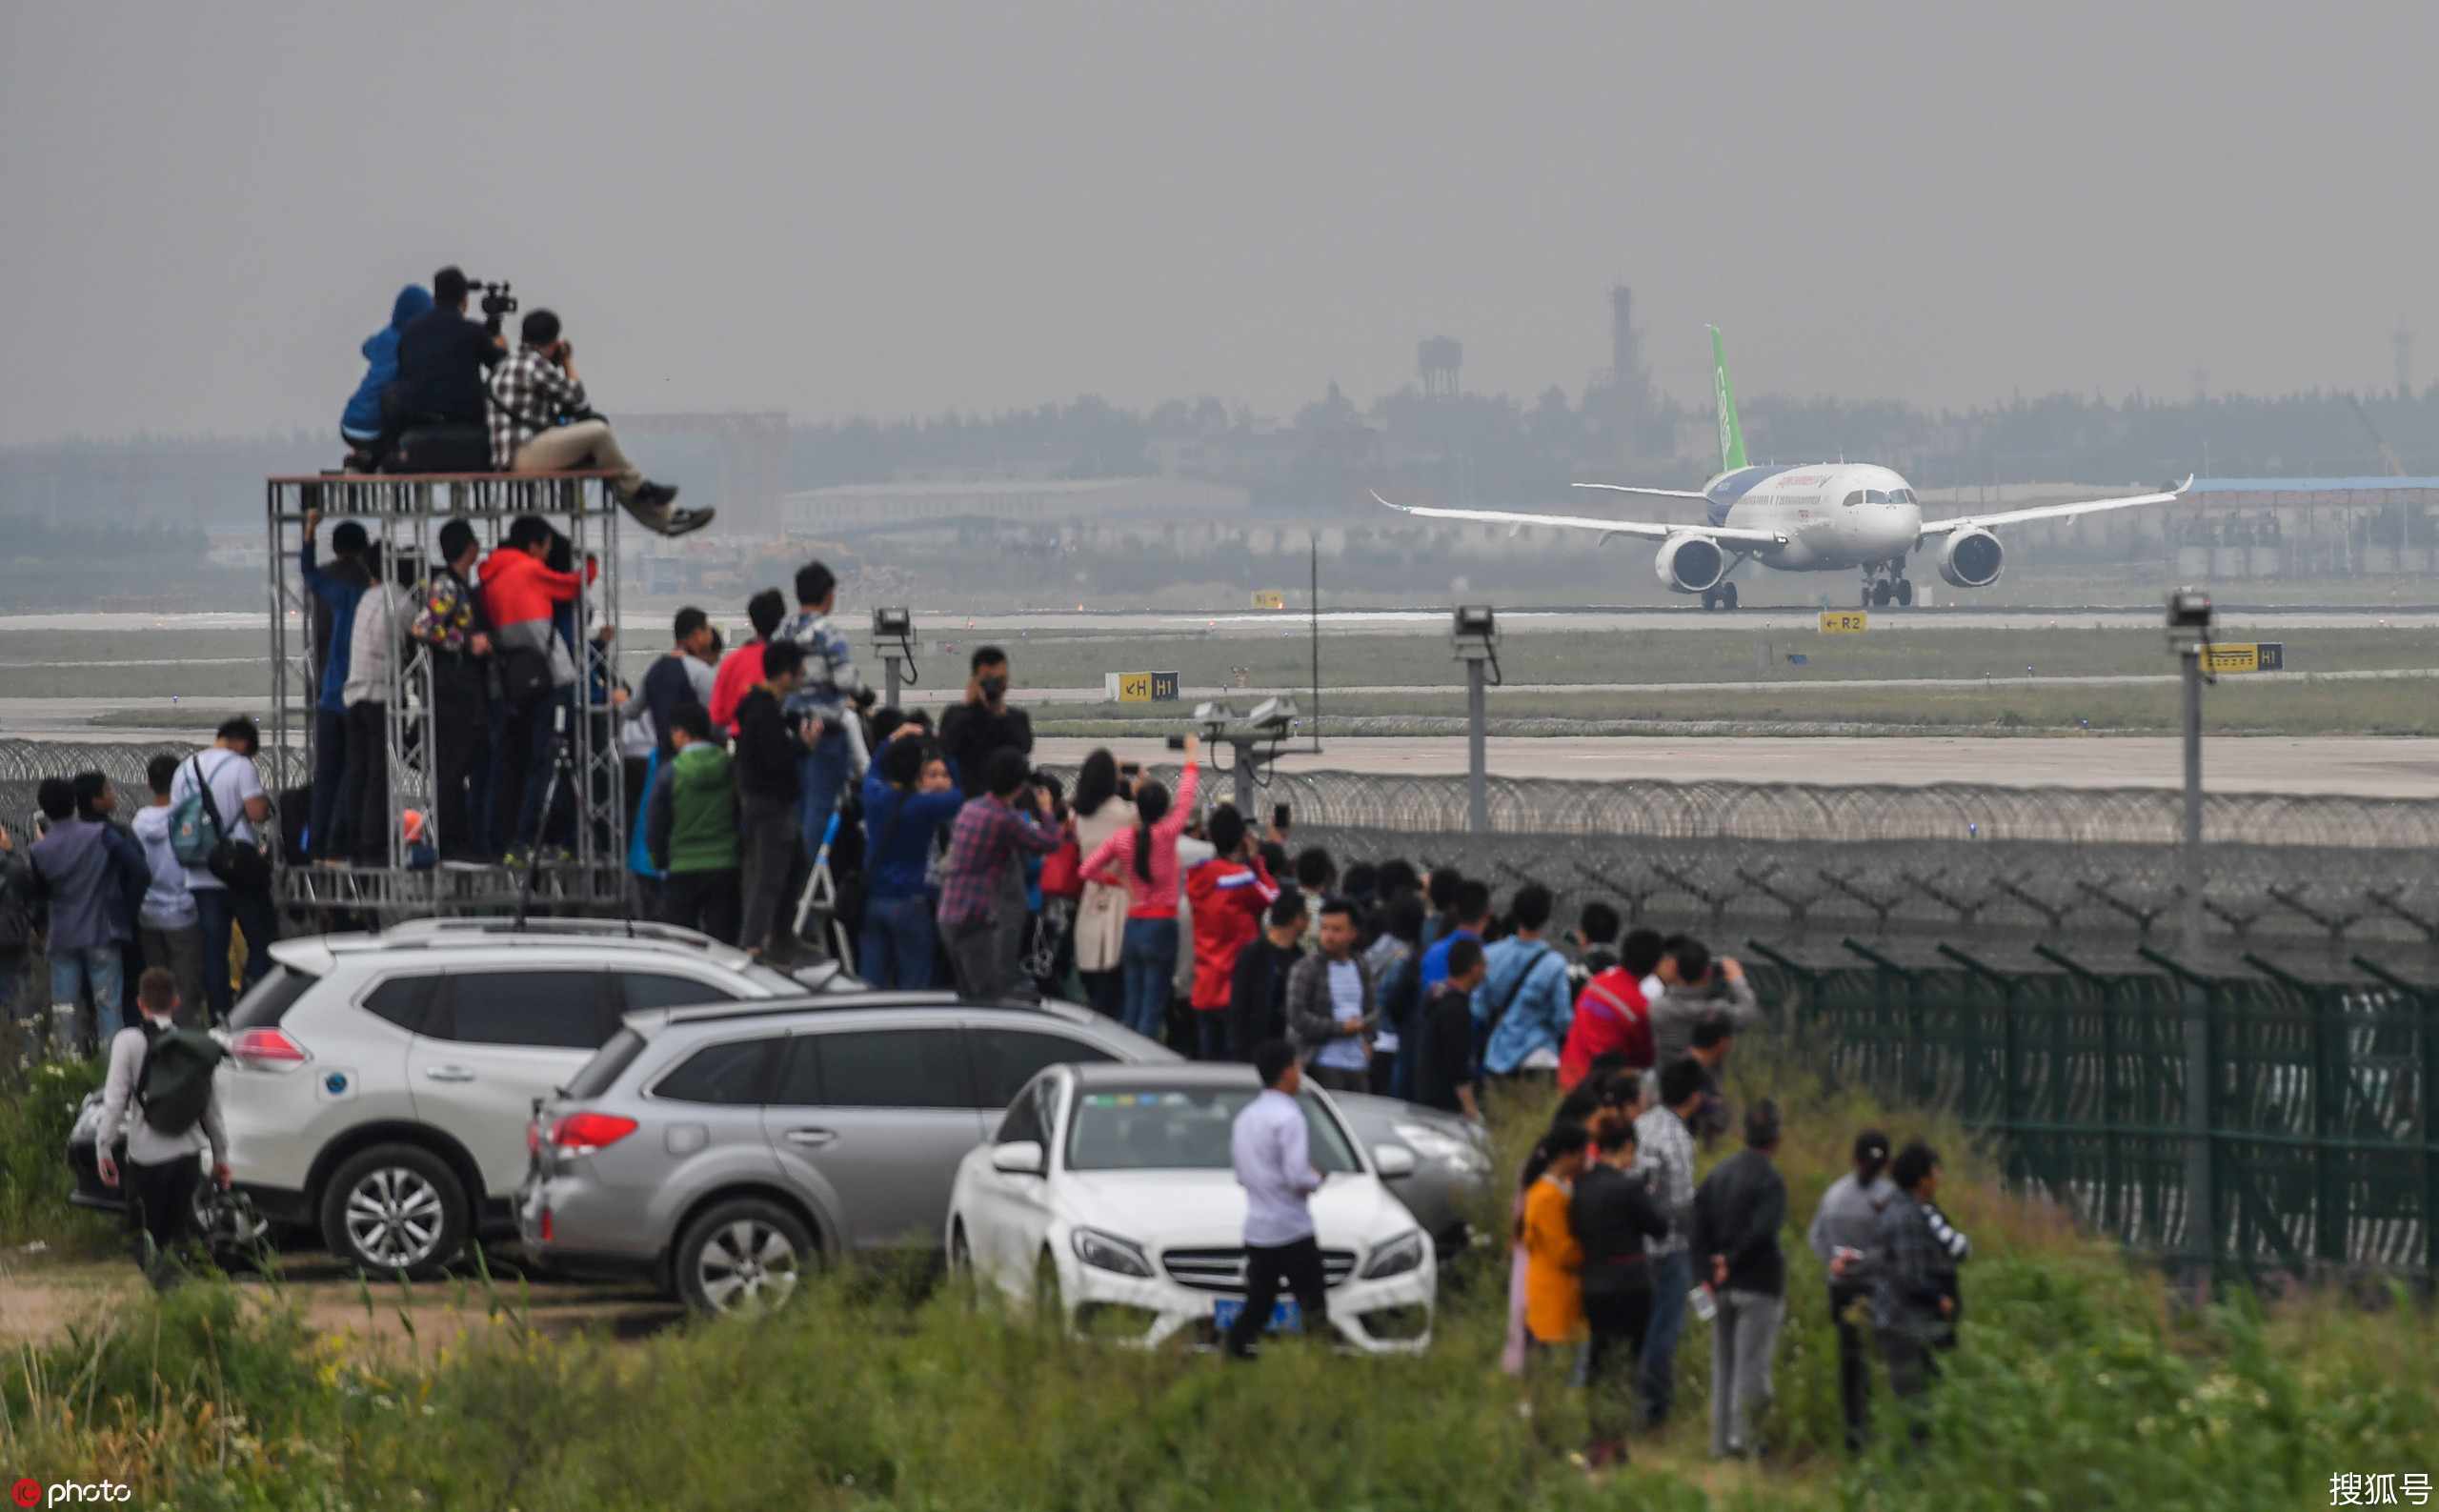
[4,3,2433,445]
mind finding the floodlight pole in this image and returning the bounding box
[2167,589,2214,1298]
[1452,604,1498,837]
[1465,657,1488,834]
[883,654,905,710]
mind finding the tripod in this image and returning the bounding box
[514,700,578,927]
[790,803,857,970]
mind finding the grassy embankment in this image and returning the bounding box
[2,1031,2432,1508]
[47,623,2439,736]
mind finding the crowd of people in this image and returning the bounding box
[339,268,708,537]
[0,719,276,1054]
[1509,1064,1973,1464]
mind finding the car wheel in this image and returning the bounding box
[321,1144,468,1280]
[676,1198,814,1316]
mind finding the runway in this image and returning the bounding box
[1030,734,2439,797]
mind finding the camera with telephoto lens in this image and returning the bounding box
[476,280,518,333]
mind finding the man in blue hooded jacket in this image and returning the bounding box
[340,284,432,462]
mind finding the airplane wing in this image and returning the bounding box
[1370,492,1784,548]
[1570,482,1714,502]
[1917,477,2192,536]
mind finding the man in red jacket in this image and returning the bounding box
[478,516,594,857]
[1560,926,1667,1089]
[1182,804,1277,1061]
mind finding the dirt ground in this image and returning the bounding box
[0,1247,684,1353]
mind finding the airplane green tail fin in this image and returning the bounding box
[1710,325,1748,474]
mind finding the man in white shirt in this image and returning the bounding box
[130,754,204,1018]
[342,552,415,865]
[168,718,275,1022]
[1224,1039,1330,1358]
[94,968,229,1288]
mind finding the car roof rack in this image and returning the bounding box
[648,992,1111,1031]
[381,917,718,947]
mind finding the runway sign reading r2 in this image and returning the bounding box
[1818,611,1868,635]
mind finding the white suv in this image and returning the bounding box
[219,918,852,1276]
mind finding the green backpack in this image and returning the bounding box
[138,1027,226,1138]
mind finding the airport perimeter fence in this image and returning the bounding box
[1737,947,2439,1280]
[0,740,202,839]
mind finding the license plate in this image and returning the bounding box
[1213,1298,1300,1333]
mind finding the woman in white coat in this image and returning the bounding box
[1068,750,1136,1019]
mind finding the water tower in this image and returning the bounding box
[1419,336,1462,398]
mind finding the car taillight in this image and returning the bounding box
[549,1112,638,1156]
[540,1208,554,1242]
[229,1028,309,1070]
[527,1122,542,1159]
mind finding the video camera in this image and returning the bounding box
[475,280,518,334]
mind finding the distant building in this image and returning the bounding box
[779,475,1249,534]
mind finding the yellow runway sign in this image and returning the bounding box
[1252,592,1286,610]
[1104,672,1181,703]
[2203,642,2284,674]
[1818,611,1867,635]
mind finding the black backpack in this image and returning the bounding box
[136,1022,226,1138]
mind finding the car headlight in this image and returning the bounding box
[1070,1227,1154,1278]
[1361,1230,1427,1280]
[1392,1120,1490,1175]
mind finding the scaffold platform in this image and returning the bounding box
[264,473,630,921]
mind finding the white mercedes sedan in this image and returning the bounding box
[946,1062,1437,1353]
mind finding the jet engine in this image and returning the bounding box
[1654,534,1727,594]
[1935,529,2005,589]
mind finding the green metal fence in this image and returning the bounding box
[1744,941,2439,1278]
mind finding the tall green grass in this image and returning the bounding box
[0,1052,116,1251]
[2,1038,2434,1508]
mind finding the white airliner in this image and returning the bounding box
[1376,328,2190,609]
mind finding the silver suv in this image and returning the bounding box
[216,917,853,1276]
[519,997,1155,1311]
[521,997,1491,1314]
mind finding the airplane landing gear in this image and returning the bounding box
[1862,562,1914,610]
[1701,582,1740,612]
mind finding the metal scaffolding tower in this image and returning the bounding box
[265,472,627,920]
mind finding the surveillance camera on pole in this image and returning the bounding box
[1173,696,1297,815]
[871,606,917,709]
[1451,604,1501,834]
[2164,584,2215,1298]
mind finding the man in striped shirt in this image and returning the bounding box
[487,308,711,537]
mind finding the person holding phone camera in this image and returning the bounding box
[940,646,1036,983]
[488,309,710,537]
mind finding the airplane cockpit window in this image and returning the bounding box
[1842,491,1864,507]
[1865,489,1888,504]
[1891,488,1916,504]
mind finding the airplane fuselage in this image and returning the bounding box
[1703,463,1922,572]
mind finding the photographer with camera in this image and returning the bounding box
[488,308,710,537]
[394,266,507,428]
[776,560,871,861]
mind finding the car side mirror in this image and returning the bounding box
[990,1140,1045,1176]
[1372,1143,1418,1179]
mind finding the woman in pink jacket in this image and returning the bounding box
[1080,736,1199,1041]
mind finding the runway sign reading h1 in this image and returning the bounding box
[1252,591,1286,610]
[2203,642,2285,675]
[1104,672,1182,703]
[1818,611,1868,635]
